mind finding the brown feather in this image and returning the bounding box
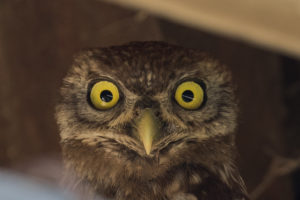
[56,41,248,200]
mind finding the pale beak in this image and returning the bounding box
[136,109,159,155]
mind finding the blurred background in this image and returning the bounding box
[0,0,299,199]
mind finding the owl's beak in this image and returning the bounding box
[136,109,159,155]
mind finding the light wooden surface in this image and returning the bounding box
[103,0,300,58]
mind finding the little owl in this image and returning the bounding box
[56,41,248,200]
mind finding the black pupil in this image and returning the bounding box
[182,90,194,102]
[100,90,113,102]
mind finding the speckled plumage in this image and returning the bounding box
[56,42,248,200]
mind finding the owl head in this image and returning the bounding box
[56,42,243,198]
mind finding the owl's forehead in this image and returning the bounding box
[79,42,215,95]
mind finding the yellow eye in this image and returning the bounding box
[175,81,204,110]
[90,81,120,110]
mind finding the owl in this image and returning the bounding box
[56,41,248,200]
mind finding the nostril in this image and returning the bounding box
[134,97,159,109]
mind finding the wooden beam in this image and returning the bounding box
[102,0,300,58]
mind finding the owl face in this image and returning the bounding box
[56,42,237,181]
